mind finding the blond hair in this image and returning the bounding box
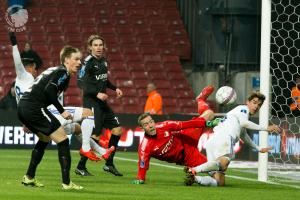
[60,45,80,65]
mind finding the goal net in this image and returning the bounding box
[265,0,300,184]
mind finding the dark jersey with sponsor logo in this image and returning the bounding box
[21,66,70,113]
[136,118,208,181]
[78,55,116,104]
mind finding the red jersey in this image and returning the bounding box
[136,117,208,181]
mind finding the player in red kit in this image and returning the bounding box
[132,86,217,184]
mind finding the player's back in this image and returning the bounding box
[213,105,249,141]
[22,66,70,106]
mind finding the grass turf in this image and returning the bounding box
[0,149,298,200]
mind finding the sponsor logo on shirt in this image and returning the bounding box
[95,73,107,80]
[164,131,169,137]
[140,160,145,168]
[57,74,67,86]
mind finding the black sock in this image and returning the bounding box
[57,139,71,185]
[26,140,48,178]
[105,134,120,166]
[77,155,88,170]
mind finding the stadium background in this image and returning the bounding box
[0,1,298,161]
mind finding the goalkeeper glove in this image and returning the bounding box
[132,180,145,185]
[206,118,221,128]
[9,32,17,46]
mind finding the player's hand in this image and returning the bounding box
[61,111,72,120]
[8,32,17,46]
[267,124,281,133]
[259,146,273,153]
[23,125,31,133]
[116,88,123,98]
[206,118,221,127]
[96,92,108,101]
[132,180,145,185]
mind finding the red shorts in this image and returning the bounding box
[180,128,207,167]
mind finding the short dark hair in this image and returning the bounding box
[138,113,151,126]
[59,45,80,65]
[247,91,266,103]
[21,58,36,68]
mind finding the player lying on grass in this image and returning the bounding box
[132,86,219,184]
[184,91,281,186]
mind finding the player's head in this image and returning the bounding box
[138,113,156,136]
[146,83,156,94]
[24,42,31,51]
[246,91,266,115]
[60,45,82,75]
[87,34,106,59]
[21,58,37,77]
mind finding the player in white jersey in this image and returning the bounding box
[9,33,113,181]
[184,91,281,186]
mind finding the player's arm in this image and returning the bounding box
[44,70,67,114]
[9,32,27,78]
[240,129,273,153]
[133,141,151,184]
[162,117,207,131]
[107,79,123,98]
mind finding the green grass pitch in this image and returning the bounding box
[0,149,298,200]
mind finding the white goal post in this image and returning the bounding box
[258,0,271,182]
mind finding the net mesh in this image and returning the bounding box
[268,0,300,183]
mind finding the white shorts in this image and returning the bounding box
[205,132,235,161]
[47,105,83,128]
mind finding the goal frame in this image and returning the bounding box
[258,0,271,182]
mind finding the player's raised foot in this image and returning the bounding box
[184,173,195,186]
[79,148,102,161]
[75,168,93,176]
[103,164,123,176]
[196,85,215,101]
[101,146,116,160]
[22,175,44,187]
[62,181,83,190]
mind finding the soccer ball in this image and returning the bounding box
[215,86,237,105]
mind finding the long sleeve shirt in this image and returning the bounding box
[137,117,206,181]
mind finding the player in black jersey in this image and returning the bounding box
[17,46,83,190]
[76,35,123,176]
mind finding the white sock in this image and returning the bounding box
[90,139,106,155]
[192,161,220,173]
[73,132,106,155]
[195,176,218,186]
[81,118,94,151]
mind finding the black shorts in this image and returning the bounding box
[83,97,120,135]
[17,99,61,136]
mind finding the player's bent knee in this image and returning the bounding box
[82,108,93,118]
[50,126,68,144]
[111,126,122,136]
[217,157,230,171]
[73,123,81,135]
[36,132,51,142]
[213,172,225,186]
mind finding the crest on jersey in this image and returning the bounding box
[164,131,169,137]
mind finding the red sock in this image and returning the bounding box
[198,99,209,115]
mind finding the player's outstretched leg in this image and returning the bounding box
[196,85,214,115]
